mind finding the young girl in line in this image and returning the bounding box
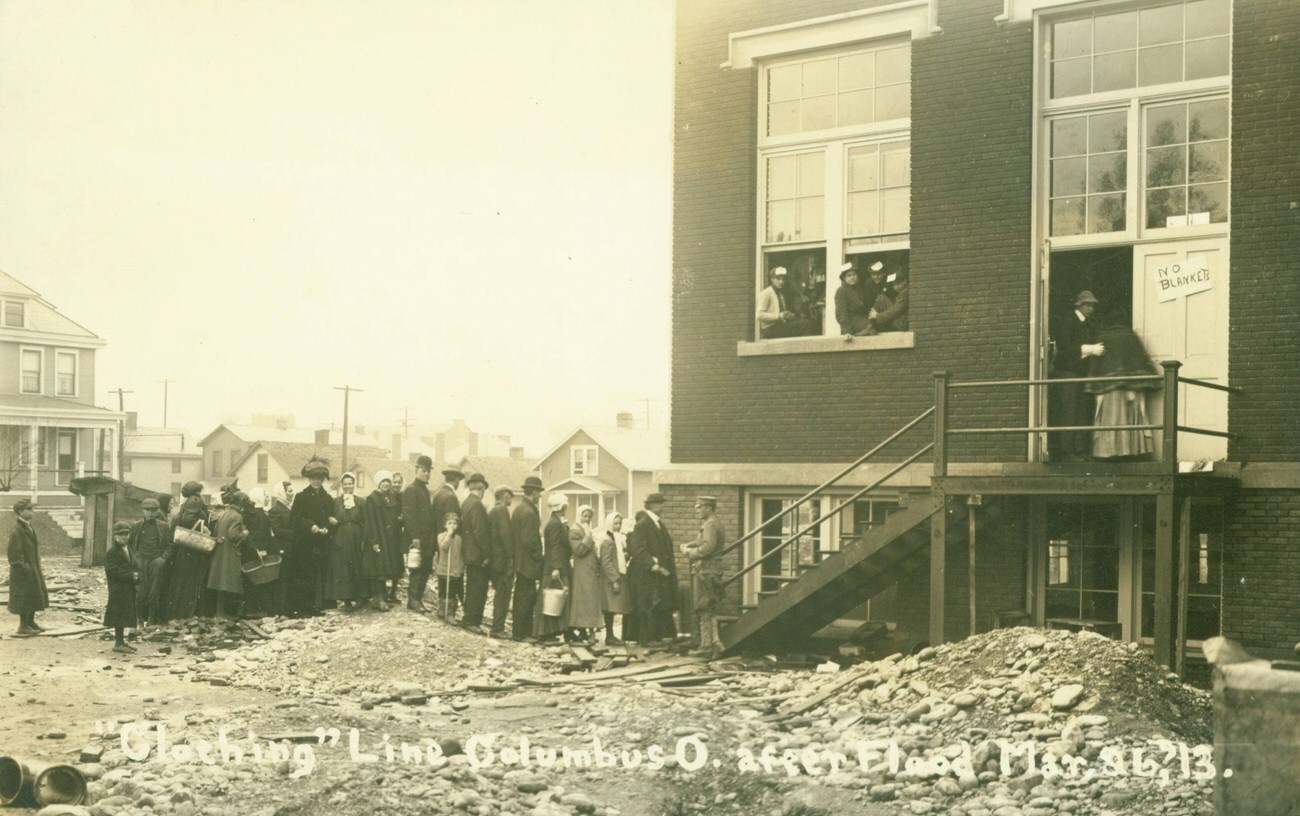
[435,513,464,622]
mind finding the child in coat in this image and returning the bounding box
[434,513,464,622]
[104,521,139,653]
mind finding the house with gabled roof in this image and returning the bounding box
[0,270,123,506]
[226,440,416,498]
[534,413,668,521]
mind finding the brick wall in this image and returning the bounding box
[673,0,1033,466]
[1223,489,1300,659]
[1227,1,1300,461]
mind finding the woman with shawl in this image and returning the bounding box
[597,511,632,644]
[240,488,279,617]
[362,470,401,611]
[566,505,604,642]
[267,481,295,614]
[159,480,212,621]
[1086,313,1161,460]
[329,472,366,611]
[207,483,251,618]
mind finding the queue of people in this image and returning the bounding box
[14,449,731,653]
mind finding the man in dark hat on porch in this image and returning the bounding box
[458,472,492,631]
[510,475,545,640]
[402,454,437,613]
[1052,289,1106,461]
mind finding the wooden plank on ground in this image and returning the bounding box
[40,626,110,638]
[569,645,597,664]
[766,666,874,721]
[514,656,700,686]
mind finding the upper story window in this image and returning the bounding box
[20,348,41,394]
[1049,0,1229,100]
[55,351,77,397]
[257,453,269,483]
[756,40,912,344]
[171,458,182,474]
[571,445,598,476]
[3,301,25,328]
[1041,0,1230,244]
[211,450,223,477]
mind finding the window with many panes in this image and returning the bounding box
[1042,0,1230,244]
[257,453,269,483]
[757,39,911,340]
[570,445,598,476]
[3,300,25,328]
[19,348,41,394]
[55,351,76,397]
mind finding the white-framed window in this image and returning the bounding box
[257,453,269,483]
[171,458,182,474]
[19,347,42,394]
[55,350,77,397]
[1040,0,1231,246]
[20,427,48,467]
[211,450,223,477]
[55,429,77,485]
[3,300,25,328]
[756,39,912,342]
[570,445,598,476]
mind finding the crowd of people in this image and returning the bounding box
[7,454,730,658]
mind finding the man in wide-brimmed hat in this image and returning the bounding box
[458,472,492,631]
[510,475,545,640]
[1052,289,1106,461]
[628,491,677,643]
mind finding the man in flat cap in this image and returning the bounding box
[1052,290,1106,461]
[756,266,816,340]
[7,498,48,635]
[130,496,173,627]
[458,472,492,631]
[402,455,437,613]
[683,495,727,658]
[105,520,139,652]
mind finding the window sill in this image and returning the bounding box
[737,331,915,357]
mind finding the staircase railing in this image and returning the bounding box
[720,406,935,588]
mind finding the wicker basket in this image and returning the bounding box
[173,522,215,553]
[242,551,282,584]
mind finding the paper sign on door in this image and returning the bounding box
[1153,254,1213,303]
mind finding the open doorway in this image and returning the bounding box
[1049,246,1132,328]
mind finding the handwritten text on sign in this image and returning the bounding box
[1154,254,1212,302]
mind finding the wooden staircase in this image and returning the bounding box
[720,493,943,653]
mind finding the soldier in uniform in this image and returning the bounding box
[683,495,726,658]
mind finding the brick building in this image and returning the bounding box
[662,0,1300,667]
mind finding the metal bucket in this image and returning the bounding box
[34,764,88,806]
[405,548,422,570]
[542,582,568,617]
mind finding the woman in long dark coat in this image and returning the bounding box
[207,488,250,618]
[288,457,335,617]
[7,498,48,635]
[566,506,604,640]
[268,481,295,615]
[361,470,400,611]
[329,472,365,610]
[159,481,211,622]
[533,493,572,641]
[240,489,280,618]
[386,472,406,603]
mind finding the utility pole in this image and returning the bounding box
[109,388,133,480]
[334,385,363,478]
[159,379,173,427]
[398,407,415,438]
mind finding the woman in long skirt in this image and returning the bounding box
[329,472,365,610]
[159,481,211,622]
[361,470,401,611]
[289,457,335,618]
[240,489,280,617]
[386,472,406,603]
[207,488,249,618]
[533,493,571,641]
[267,481,295,616]
[598,512,632,644]
[566,505,604,642]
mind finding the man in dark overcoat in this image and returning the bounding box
[7,497,48,635]
[629,492,677,643]
[105,521,139,652]
[129,496,173,626]
[432,467,463,540]
[1052,290,1105,461]
[402,455,437,613]
[486,485,515,638]
[510,475,545,640]
[458,472,491,630]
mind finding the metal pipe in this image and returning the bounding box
[949,374,1161,388]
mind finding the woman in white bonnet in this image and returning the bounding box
[361,470,401,611]
[597,511,631,644]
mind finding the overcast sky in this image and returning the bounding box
[0,0,673,452]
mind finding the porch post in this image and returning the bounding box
[108,424,119,481]
[1153,491,1176,669]
[929,493,947,646]
[1175,497,1192,677]
[27,424,38,497]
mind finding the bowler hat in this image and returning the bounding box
[521,475,544,492]
[494,485,515,499]
[1074,290,1099,306]
[644,492,667,507]
[12,497,35,514]
[466,472,488,488]
[415,454,434,470]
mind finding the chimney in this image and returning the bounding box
[391,434,403,463]
[315,428,330,446]
[126,411,139,431]
[616,411,635,429]
[509,446,525,461]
